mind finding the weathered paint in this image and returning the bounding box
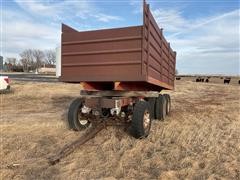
[60,1,176,91]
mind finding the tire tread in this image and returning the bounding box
[131,101,152,138]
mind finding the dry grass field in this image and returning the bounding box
[1,80,240,179]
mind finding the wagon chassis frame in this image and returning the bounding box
[80,90,159,118]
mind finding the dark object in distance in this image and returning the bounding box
[176,77,181,80]
[224,78,231,84]
[196,77,204,82]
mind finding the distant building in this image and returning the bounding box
[0,56,3,71]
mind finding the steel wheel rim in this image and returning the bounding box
[79,119,88,125]
[78,109,88,126]
[143,110,150,130]
[167,101,170,113]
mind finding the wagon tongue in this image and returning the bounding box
[48,121,106,165]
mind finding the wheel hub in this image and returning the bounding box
[143,111,150,129]
[78,110,89,126]
[78,119,88,125]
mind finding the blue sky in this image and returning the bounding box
[1,0,239,75]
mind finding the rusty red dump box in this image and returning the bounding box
[60,1,176,91]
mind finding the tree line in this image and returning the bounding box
[4,49,56,72]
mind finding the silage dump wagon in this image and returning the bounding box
[60,1,176,139]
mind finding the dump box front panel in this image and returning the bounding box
[61,26,144,82]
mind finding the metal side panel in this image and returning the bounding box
[143,1,176,90]
[61,25,145,82]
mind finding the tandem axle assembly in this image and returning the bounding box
[68,90,171,139]
[48,90,171,165]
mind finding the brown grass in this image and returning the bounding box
[1,80,240,179]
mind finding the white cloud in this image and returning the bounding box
[129,0,143,14]
[2,1,123,59]
[14,0,122,23]
[92,13,122,22]
[152,9,188,32]
[1,9,59,59]
[169,9,240,38]
[14,0,56,14]
[152,8,240,75]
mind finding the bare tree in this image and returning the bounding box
[33,49,44,71]
[5,57,17,65]
[20,49,34,71]
[44,49,56,66]
[19,49,45,72]
[20,58,28,72]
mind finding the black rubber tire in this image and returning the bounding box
[68,98,90,131]
[146,97,156,119]
[163,94,171,115]
[130,101,152,139]
[155,94,167,120]
[68,98,81,130]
